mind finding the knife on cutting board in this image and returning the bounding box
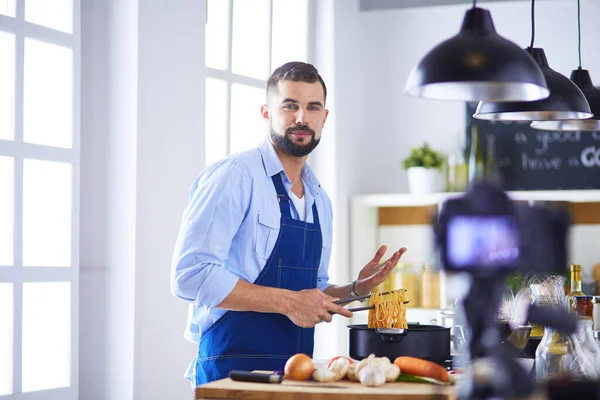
[228,370,347,389]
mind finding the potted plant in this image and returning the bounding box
[402,143,444,194]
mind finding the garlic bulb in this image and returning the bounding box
[355,354,376,376]
[358,364,386,387]
[384,363,401,382]
[313,367,337,383]
[327,357,350,381]
[347,364,359,381]
[373,356,392,368]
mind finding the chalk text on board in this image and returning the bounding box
[522,153,562,170]
[534,131,581,155]
[581,146,600,167]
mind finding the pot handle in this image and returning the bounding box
[375,328,407,343]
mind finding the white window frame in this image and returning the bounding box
[0,1,80,399]
[205,0,310,161]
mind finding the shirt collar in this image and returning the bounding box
[258,135,322,195]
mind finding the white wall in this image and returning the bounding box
[80,1,204,399]
[134,1,204,399]
[310,0,368,361]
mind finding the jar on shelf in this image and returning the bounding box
[392,263,418,308]
[593,296,600,331]
[573,295,594,320]
[420,263,440,309]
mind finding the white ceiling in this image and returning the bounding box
[359,0,555,11]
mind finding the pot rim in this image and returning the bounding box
[347,323,451,331]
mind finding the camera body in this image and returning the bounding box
[435,181,570,276]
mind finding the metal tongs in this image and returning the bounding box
[333,291,408,312]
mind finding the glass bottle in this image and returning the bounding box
[467,125,484,184]
[566,264,585,311]
[568,318,600,379]
[531,278,572,380]
[484,133,501,184]
[420,263,440,309]
[535,326,570,380]
[446,132,468,192]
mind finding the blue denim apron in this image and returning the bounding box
[193,173,322,385]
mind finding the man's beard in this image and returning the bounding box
[270,125,320,157]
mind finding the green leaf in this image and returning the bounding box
[395,373,452,386]
[401,142,444,170]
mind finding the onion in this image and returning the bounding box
[284,353,314,381]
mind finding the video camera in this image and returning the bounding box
[435,181,570,276]
[433,181,576,399]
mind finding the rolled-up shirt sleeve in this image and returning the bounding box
[170,159,250,309]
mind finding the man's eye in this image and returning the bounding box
[308,106,321,111]
[283,104,298,109]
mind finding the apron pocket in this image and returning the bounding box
[277,257,318,291]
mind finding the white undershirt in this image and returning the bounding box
[289,191,306,221]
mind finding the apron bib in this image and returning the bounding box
[192,173,323,385]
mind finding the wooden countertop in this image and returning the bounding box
[195,377,457,400]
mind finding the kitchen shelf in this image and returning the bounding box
[353,190,600,207]
[348,190,600,312]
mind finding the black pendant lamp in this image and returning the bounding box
[404,0,548,102]
[531,0,600,131]
[473,0,592,122]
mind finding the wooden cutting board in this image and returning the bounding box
[195,377,457,400]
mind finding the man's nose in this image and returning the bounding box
[295,109,308,125]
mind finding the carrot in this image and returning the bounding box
[393,357,449,383]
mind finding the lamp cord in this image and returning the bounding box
[529,0,535,50]
[578,0,582,68]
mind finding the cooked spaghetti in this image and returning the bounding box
[367,289,408,329]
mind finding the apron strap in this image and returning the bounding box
[271,173,293,219]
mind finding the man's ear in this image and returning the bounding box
[260,104,270,122]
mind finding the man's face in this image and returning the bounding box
[262,80,329,157]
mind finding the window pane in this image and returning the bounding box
[0,0,16,17]
[205,0,229,70]
[0,284,13,395]
[22,282,70,392]
[0,157,13,266]
[230,84,266,154]
[0,31,15,141]
[23,159,72,267]
[231,0,270,80]
[23,39,73,148]
[25,0,73,33]
[271,0,308,70]
[205,78,228,166]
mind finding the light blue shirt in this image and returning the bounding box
[170,136,334,343]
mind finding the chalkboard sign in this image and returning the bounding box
[466,102,600,190]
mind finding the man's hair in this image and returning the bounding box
[266,61,327,103]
